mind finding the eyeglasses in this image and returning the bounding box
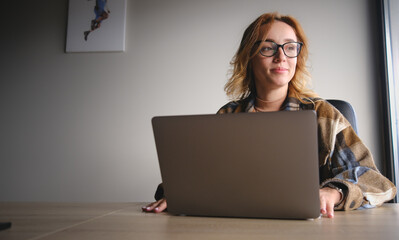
[255,40,303,58]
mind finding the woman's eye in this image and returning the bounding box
[261,47,273,51]
[285,44,299,52]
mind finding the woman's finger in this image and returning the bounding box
[326,201,335,218]
[142,199,161,212]
[153,199,167,213]
[319,194,327,215]
[142,198,167,213]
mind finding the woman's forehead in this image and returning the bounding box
[259,21,297,42]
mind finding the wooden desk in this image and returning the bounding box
[0,202,398,240]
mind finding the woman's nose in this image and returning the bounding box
[274,47,286,62]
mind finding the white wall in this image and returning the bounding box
[0,0,384,202]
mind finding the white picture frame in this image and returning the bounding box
[66,0,126,52]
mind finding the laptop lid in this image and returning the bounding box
[152,111,320,219]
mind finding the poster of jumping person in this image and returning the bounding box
[66,0,126,52]
[84,0,111,41]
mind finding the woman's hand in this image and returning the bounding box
[142,198,167,213]
[319,187,342,218]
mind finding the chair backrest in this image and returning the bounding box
[326,99,358,134]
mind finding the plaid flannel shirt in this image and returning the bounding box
[216,95,397,210]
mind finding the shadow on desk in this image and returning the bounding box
[0,222,11,231]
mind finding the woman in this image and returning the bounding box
[143,12,397,218]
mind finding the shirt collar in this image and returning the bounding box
[245,94,314,112]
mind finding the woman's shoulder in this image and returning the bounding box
[299,97,348,122]
[310,98,352,131]
[312,98,346,118]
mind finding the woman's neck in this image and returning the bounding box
[254,91,287,112]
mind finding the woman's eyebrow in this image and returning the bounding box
[264,38,297,42]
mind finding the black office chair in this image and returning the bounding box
[326,99,358,134]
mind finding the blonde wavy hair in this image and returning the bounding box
[225,12,318,101]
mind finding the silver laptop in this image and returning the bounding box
[152,111,320,219]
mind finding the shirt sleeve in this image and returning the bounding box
[154,183,164,201]
[317,102,397,210]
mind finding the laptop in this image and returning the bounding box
[152,110,320,219]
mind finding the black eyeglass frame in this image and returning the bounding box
[254,40,303,58]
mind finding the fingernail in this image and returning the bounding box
[155,207,159,211]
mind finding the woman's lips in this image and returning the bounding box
[271,67,288,73]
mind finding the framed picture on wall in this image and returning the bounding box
[66,0,127,52]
